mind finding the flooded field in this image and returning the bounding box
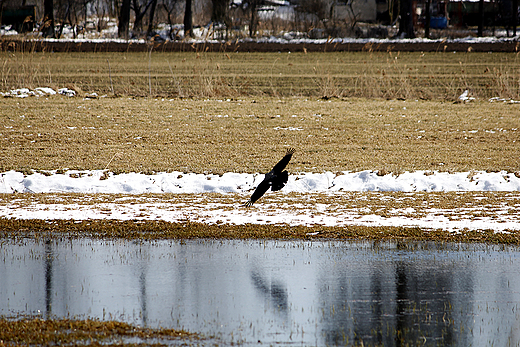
[1,238,520,346]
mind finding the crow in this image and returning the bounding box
[245,148,296,207]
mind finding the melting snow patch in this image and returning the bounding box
[489,97,520,104]
[58,88,76,97]
[35,87,57,95]
[1,87,75,98]
[1,170,519,194]
[274,126,303,131]
[458,90,475,103]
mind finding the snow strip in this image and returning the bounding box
[1,170,519,232]
[1,170,519,194]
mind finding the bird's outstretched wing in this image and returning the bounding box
[271,148,296,174]
[245,177,271,207]
[245,148,295,207]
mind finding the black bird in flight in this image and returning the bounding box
[245,148,296,207]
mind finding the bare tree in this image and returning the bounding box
[119,0,131,39]
[294,0,329,34]
[42,0,56,37]
[162,0,181,39]
[91,0,108,32]
[248,0,258,37]
[64,0,91,38]
[345,0,361,34]
[147,0,158,37]
[513,0,518,36]
[55,0,70,38]
[424,0,430,38]
[477,0,483,36]
[211,0,230,38]
[184,0,193,37]
[397,0,415,38]
[230,0,258,38]
[132,0,155,36]
[107,0,119,18]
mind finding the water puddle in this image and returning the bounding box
[1,238,520,346]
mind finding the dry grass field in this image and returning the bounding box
[0,96,518,174]
[2,50,520,99]
[1,50,520,344]
[1,51,519,243]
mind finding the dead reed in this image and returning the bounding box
[1,216,519,244]
[1,50,519,100]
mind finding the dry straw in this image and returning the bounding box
[1,50,520,100]
[1,97,518,174]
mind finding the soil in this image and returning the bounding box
[1,38,519,53]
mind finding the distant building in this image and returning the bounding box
[332,0,379,22]
[445,0,516,27]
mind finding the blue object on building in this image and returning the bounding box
[430,16,448,29]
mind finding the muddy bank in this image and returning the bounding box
[1,218,519,244]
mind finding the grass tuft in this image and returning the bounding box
[0,316,198,346]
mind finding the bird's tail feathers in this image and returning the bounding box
[286,148,296,155]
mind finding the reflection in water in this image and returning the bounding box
[319,250,473,346]
[1,239,520,346]
[138,262,147,326]
[250,267,289,318]
[44,239,53,319]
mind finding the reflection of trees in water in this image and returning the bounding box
[393,262,458,346]
[138,259,148,326]
[319,248,474,346]
[44,239,53,319]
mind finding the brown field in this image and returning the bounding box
[2,49,520,347]
[0,97,518,174]
[1,50,520,99]
[0,51,519,244]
